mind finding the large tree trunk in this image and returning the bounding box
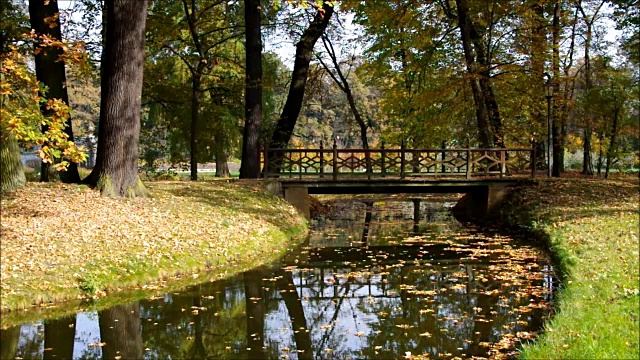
[455,0,492,148]
[552,0,563,176]
[239,0,263,179]
[29,0,81,183]
[267,4,334,172]
[84,0,149,197]
[98,303,143,360]
[0,134,26,192]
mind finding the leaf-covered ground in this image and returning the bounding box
[492,174,639,359]
[0,181,307,314]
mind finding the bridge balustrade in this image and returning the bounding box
[264,144,536,180]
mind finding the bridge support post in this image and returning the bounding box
[412,199,421,233]
[284,187,310,219]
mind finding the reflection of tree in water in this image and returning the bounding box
[2,315,78,360]
[355,260,551,358]
[7,199,553,359]
[311,199,462,248]
[244,268,267,359]
[98,302,142,359]
[0,326,21,359]
[136,271,288,360]
[44,315,76,359]
[10,323,44,359]
[139,278,248,359]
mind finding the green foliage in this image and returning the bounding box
[142,0,246,168]
[1,48,87,169]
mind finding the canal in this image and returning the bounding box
[0,196,555,359]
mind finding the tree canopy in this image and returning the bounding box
[1,0,637,193]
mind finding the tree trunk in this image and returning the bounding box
[0,134,26,192]
[190,72,202,181]
[267,4,334,172]
[0,58,25,192]
[559,7,580,173]
[605,107,620,179]
[215,155,229,177]
[583,127,594,175]
[318,35,370,169]
[582,22,594,175]
[29,0,81,183]
[239,0,263,179]
[455,0,492,148]
[98,303,143,360]
[529,0,547,166]
[84,0,149,197]
[481,81,504,147]
[596,129,605,176]
[44,316,76,360]
[214,134,230,178]
[578,1,606,176]
[552,0,562,176]
[467,15,503,148]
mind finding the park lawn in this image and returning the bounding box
[0,180,307,316]
[495,174,639,359]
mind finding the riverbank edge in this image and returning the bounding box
[483,177,639,359]
[0,181,309,328]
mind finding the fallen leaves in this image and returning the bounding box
[0,181,307,312]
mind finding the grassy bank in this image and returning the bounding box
[0,181,307,318]
[493,175,639,359]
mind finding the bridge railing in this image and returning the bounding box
[264,144,536,180]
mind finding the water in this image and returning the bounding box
[0,197,555,359]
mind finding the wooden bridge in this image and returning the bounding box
[261,144,537,219]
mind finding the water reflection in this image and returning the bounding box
[1,198,554,359]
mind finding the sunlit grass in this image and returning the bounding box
[496,174,639,359]
[0,180,308,324]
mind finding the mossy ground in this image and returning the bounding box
[492,173,639,359]
[0,180,307,327]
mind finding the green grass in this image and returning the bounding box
[492,175,639,359]
[0,180,308,327]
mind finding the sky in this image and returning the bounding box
[50,0,623,69]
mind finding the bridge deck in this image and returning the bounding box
[279,178,534,194]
